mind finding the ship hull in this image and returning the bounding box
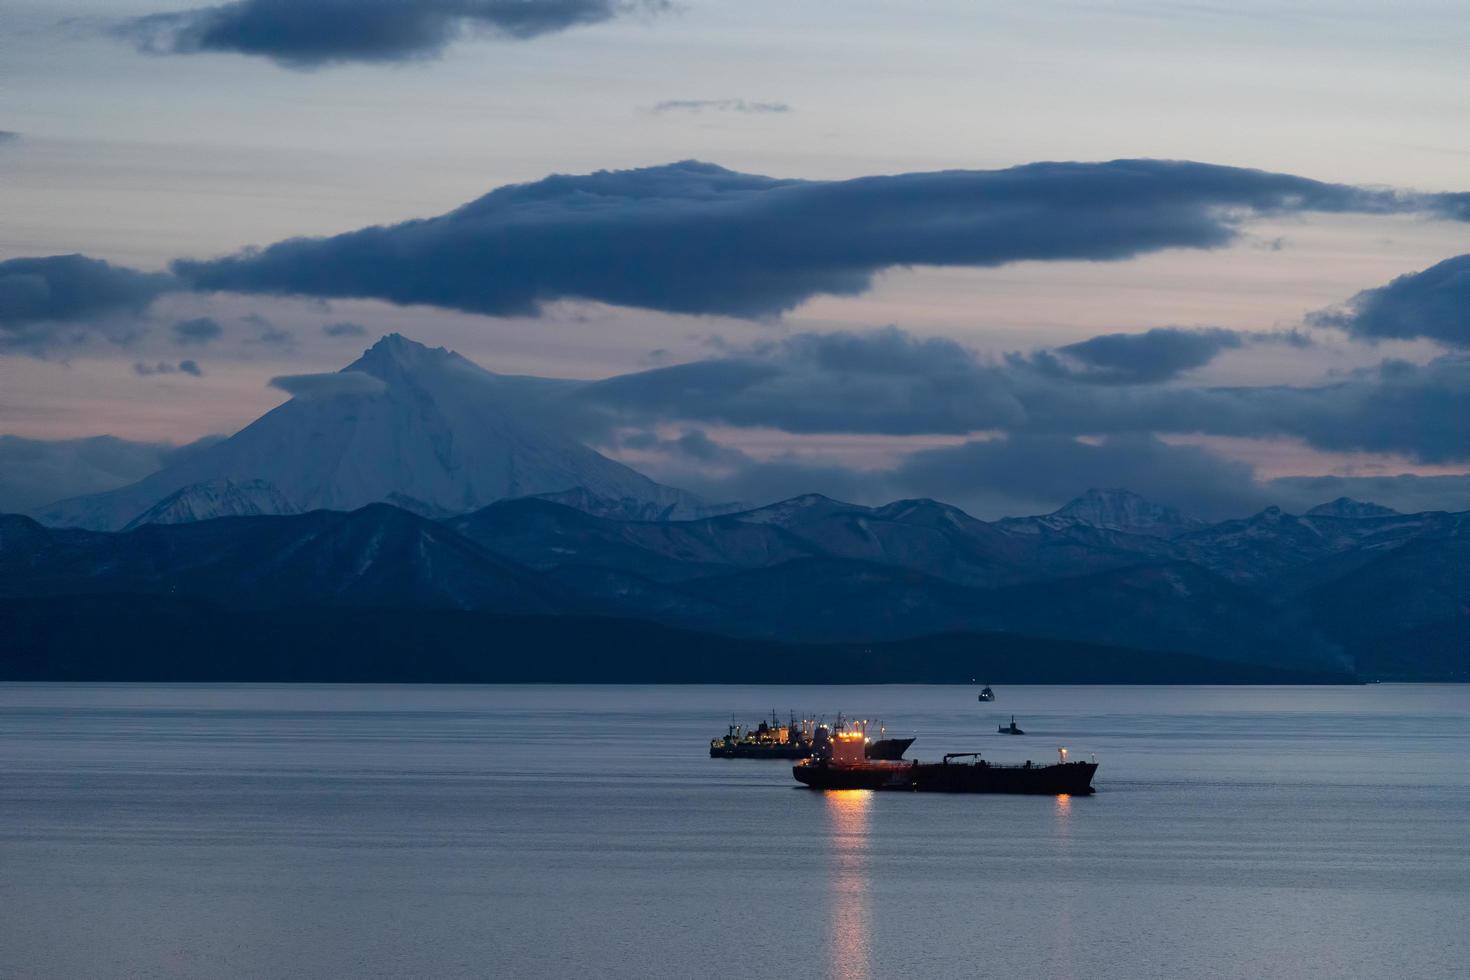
[794,760,1097,795]
[710,744,807,759]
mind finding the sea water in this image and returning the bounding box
[0,683,1466,979]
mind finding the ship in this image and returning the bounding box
[710,714,913,760]
[709,713,812,759]
[793,730,1096,794]
[977,684,995,702]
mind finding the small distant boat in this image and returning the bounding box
[998,715,1024,735]
[977,684,995,702]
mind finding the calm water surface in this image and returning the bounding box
[1,683,1466,979]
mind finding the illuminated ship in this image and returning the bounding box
[709,714,914,760]
[794,732,1097,794]
[709,713,813,759]
[977,684,995,702]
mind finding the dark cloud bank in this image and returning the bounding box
[558,325,1470,516]
[175,159,1443,318]
[119,0,668,68]
[567,326,1470,465]
[0,255,176,353]
[7,159,1468,351]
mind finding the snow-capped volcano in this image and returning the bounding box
[36,334,707,529]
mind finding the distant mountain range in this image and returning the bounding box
[3,486,1467,680]
[5,334,1466,682]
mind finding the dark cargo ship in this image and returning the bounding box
[793,732,1096,795]
[710,714,913,760]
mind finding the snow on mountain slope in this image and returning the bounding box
[529,486,744,522]
[999,488,1204,538]
[1048,488,1204,536]
[35,334,707,530]
[123,479,299,529]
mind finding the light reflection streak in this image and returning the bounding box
[824,790,872,980]
[1052,793,1076,980]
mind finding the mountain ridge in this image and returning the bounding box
[6,490,1468,677]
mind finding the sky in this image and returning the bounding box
[4,0,1470,518]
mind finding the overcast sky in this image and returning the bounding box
[4,0,1470,517]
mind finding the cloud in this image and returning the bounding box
[0,255,175,353]
[890,433,1267,520]
[268,370,387,398]
[172,316,223,345]
[1231,356,1470,463]
[1000,354,1470,464]
[616,427,896,510]
[1311,253,1470,347]
[0,131,18,144]
[118,0,668,69]
[994,352,1470,464]
[0,434,226,514]
[246,320,295,348]
[0,435,172,514]
[651,99,791,114]
[133,359,204,377]
[569,326,1022,436]
[622,425,1270,521]
[1010,327,1257,385]
[624,422,1470,522]
[172,158,1433,319]
[564,326,1470,464]
[1433,193,1470,221]
[322,320,367,337]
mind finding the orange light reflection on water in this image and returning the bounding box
[1052,792,1076,980]
[824,790,872,980]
